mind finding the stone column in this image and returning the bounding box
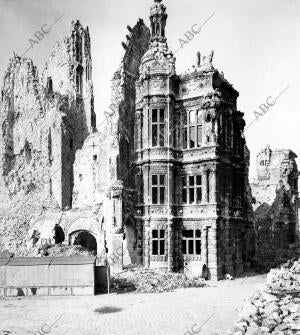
[224,225,234,275]
[136,220,143,265]
[234,228,244,276]
[202,169,207,204]
[167,220,173,271]
[207,226,221,280]
[143,104,150,148]
[111,184,123,231]
[143,219,151,268]
[143,164,150,205]
[201,226,208,265]
[136,109,143,151]
[210,168,217,203]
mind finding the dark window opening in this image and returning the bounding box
[152,174,166,204]
[182,110,202,149]
[182,229,201,255]
[182,175,202,204]
[70,138,73,150]
[47,77,53,93]
[152,109,165,147]
[207,170,210,202]
[152,229,165,255]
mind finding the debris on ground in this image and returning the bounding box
[228,259,300,334]
[111,267,207,293]
[44,244,94,257]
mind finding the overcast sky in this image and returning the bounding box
[0,0,299,179]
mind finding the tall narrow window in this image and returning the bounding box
[196,110,202,147]
[189,176,195,203]
[196,175,202,204]
[182,110,203,149]
[152,229,165,255]
[152,174,165,204]
[152,109,165,147]
[189,111,195,148]
[182,111,187,149]
[207,170,210,203]
[182,229,201,255]
[182,176,187,204]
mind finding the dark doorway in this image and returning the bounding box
[73,230,97,254]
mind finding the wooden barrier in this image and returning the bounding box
[0,256,105,297]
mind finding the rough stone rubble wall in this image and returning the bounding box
[250,146,299,265]
[0,20,95,255]
[71,19,150,263]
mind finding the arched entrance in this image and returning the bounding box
[71,230,97,255]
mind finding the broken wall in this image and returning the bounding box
[0,20,95,255]
[251,146,299,267]
[71,19,150,264]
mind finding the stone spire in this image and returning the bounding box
[150,0,168,42]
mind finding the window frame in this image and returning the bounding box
[182,175,202,204]
[182,109,203,149]
[152,229,165,255]
[151,174,166,205]
[151,108,166,147]
[182,229,201,256]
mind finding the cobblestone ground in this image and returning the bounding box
[0,275,266,335]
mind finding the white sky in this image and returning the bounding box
[0,0,299,179]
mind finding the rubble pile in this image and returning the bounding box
[0,190,57,257]
[254,244,298,272]
[43,244,94,257]
[111,267,207,293]
[229,259,300,335]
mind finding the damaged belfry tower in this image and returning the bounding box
[129,0,254,280]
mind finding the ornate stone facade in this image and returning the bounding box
[132,0,254,280]
[0,2,255,280]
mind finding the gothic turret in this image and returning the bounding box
[150,0,168,42]
[139,0,175,80]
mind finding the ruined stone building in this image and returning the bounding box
[74,0,254,279]
[0,20,95,210]
[0,0,255,280]
[0,21,96,253]
[251,146,299,249]
[131,0,254,280]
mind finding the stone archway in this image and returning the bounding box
[71,230,97,255]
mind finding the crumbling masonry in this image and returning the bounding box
[0,0,297,280]
[251,146,299,253]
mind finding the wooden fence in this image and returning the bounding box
[0,256,108,297]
